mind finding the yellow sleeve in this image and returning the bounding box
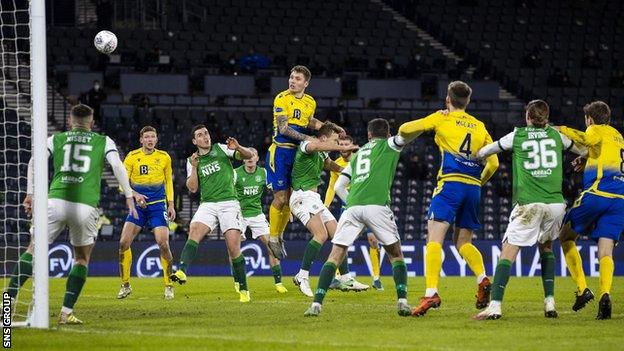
[324,171,338,207]
[480,131,499,185]
[398,112,440,140]
[560,125,602,147]
[164,153,174,203]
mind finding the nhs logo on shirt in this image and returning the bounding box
[243,186,259,196]
[201,161,221,176]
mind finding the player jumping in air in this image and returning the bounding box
[266,65,344,259]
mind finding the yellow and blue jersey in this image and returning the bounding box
[399,110,498,186]
[123,148,174,204]
[272,89,316,148]
[560,124,624,198]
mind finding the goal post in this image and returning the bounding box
[31,0,49,329]
[0,0,48,329]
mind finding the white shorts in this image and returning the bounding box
[503,203,566,247]
[33,198,100,246]
[332,205,400,247]
[289,190,335,226]
[191,200,243,233]
[241,214,269,240]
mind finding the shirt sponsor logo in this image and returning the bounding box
[530,168,553,178]
[200,161,221,176]
[275,107,283,113]
[243,186,259,196]
[61,175,85,183]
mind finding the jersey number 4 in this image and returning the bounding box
[61,144,93,173]
[521,139,557,170]
[459,133,472,157]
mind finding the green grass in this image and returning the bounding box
[10,276,623,350]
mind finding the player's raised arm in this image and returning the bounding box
[104,137,137,218]
[303,138,358,153]
[398,112,440,142]
[186,153,199,193]
[225,137,253,159]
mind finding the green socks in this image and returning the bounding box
[313,262,337,304]
[271,265,282,284]
[63,264,88,309]
[7,252,33,298]
[338,256,349,275]
[392,260,408,299]
[541,251,555,298]
[491,259,512,302]
[231,255,248,291]
[179,239,199,273]
[301,239,322,271]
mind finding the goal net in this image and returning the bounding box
[1,0,49,328]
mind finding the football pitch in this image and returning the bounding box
[11,276,623,350]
